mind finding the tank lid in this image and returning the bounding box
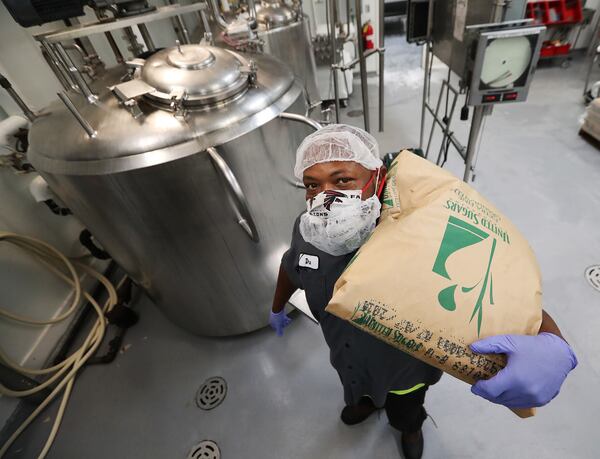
[141,45,249,107]
[27,50,302,176]
[255,1,297,28]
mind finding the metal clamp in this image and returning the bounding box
[240,59,258,87]
[206,147,260,242]
[169,89,188,118]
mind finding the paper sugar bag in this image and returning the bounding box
[325,151,542,418]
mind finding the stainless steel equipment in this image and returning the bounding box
[201,0,320,107]
[466,24,545,106]
[415,0,545,181]
[327,0,385,132]
[255,1,320,105]
[27,44,318,336]
[431,0,529,79]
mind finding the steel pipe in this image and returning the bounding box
[334,48,378,71]
[198,9,212,36]
[137,24,156,51]
[329,0,340,123]
[247,0,257,20]
[279,112,323,131]
[208,0,229,29]
[378,0,385,132]
[491,0,508,22]
[424,102,466,160]
[346,0,351,36]
[463,105,485,182]
[123,26,145,57]
[35,3,208,43]
[92,8,125,64]
[460,1,504,181]
[207,146,259,242]
[355,0,370,132]
[0,74,36,122]
[166,0,191,44]
[55,43,97,103]
[63,17,98,59]
[419,42,431,149]
[105,32,125,63]
[39,42,72,91]
[57,92,96,138]
[175,15,191,44]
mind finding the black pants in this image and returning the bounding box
[384,385,428,433]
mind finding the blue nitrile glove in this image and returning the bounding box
[269,310,292,337]
[470,333,578,408]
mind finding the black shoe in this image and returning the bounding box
[401,429,424,459]
[340,397,377,425]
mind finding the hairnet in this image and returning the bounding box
[294,124,383,179]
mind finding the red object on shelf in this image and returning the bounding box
[527,0,581,61]
[526,0,583,26]
[540,43,572,57]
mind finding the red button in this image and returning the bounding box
[482,94,501,103]
[502,92,518,101]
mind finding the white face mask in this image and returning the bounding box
[299,174,382,256]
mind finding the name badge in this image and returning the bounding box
[299,253,319,270]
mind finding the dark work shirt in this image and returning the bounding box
[282,216,442,407]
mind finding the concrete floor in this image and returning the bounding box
[5,21,600,459]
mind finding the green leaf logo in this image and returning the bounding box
[432,216,496,336]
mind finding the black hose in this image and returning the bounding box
[79,229,110,260]
[86,279,139,366]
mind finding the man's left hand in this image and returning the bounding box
[469,333,578,408]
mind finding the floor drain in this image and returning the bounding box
[196,376,227,410]
[585,265,600,292]
[347,109,363,118]
[187,440,220,459]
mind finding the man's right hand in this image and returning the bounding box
[269,310,292,337]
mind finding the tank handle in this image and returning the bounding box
[278,112,322,188]
[206,147,260,243]
[278,112,322,131]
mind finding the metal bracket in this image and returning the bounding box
[109,79,155,119]
[332,47,384,72]
[125,58,146,69]
[34,3,208,43]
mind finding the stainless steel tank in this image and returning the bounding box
[28,45,319,336]
[202,0,320,106]
[255,1,320,105]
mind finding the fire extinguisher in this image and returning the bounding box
[362,20,374,50]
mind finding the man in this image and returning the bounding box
[269,124,577,459]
